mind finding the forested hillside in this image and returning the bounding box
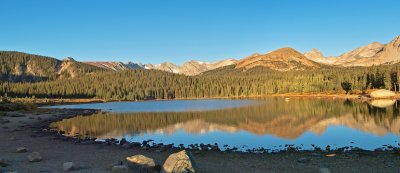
[1,63,399,100]
[0,51,105,82]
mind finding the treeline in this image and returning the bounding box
[1,64,400,100]
[0,51,104,82]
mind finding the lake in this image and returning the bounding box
[48,98,400,151]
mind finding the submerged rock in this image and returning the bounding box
[27,152,42,162]
[370,89,395,98]
[126,155,156,173]
[162,150,197,173]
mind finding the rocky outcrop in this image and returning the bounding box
[370,89,396,98]
[333,42,385,66]
[304,48,336,64]
[236,47,320,71]
[162,150,197,173]
[376,35,400,64]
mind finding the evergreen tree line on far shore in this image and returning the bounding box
[1,64,400,100]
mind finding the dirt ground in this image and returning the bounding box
[0,109,399,173]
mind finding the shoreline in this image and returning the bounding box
[1,108,400,172]
[8,93,381,107]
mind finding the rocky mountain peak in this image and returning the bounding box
[268,47,306,58]
[389,35,400,47]
[236,47,320,71]
[304,48,324,59]
[62,57,75,61]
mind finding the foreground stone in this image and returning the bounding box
[111,165,129,173]
[0,159,9,167]
[370,89,395,98]
[162,150,197,173]
[126,155,156,173]
[27,152,42,162]
[319,167,331,173]
[16,147,27,153]
[63,162,75,171]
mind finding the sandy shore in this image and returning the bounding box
[1,108,400,173]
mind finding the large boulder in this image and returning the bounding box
[370,89,396,98]
[162,150,197,173]
[126,155,156,173]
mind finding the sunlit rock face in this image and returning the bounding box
[304,48,336,65]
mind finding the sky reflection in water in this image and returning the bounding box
[50,98,400,151]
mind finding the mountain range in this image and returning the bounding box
[84,59,237,76]
[82,35,400,75]
[1,35,400,79]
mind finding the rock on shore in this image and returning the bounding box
[126,154,156,173]
[370,89,395,98]
[63,162,75,171]
[162,150,197,173]
[27,152,42,162]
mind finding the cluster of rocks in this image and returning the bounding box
[112,150,197,173]
[1,146,80,172]
[0,147,43,172]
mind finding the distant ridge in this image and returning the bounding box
[0,51,104,82]
[304,35,400,67]
[84,59,237,76]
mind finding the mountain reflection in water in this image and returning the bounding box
[50,98,400,150]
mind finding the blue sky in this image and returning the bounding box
[1,0,399,64]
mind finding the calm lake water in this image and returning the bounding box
[49,98,400,151]
[45,99,257,112]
